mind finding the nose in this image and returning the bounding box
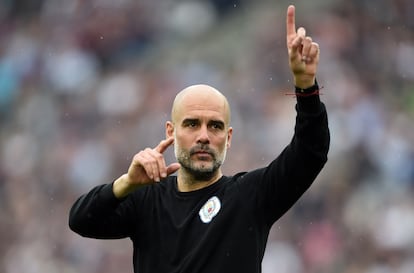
[196,125,210,144]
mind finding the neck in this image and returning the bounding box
[177,169,223,192]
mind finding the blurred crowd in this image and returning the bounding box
[1,0,414,272]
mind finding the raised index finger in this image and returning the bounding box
[286,5,296,40]
[155,136,174,154]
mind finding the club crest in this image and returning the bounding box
[199,196,221,224]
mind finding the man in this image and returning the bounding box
[69,5,329,273]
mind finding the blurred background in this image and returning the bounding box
[1,0,414,272]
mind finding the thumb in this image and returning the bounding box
[166,163,181,175]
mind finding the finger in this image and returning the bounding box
[154,137,174,154]
[146,148,168,182]
[301,36,313,62]
[286,5,296,40]
[290,35,304,57]
[297,27,306,38]
[129,152,152,183]
[290,27,306,56]
[308,42,320,61]
[139,149,159,181]
[166,163,181,176]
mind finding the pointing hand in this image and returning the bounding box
[286,5,319,87]
[113,137,180,198]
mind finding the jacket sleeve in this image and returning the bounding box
[68,183,137,239]
[245,92,330,226]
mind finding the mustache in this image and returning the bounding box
[190,145,215,156]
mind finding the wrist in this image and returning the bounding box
[113,174,139,199]
[293,75,315,89]
[295,79,319,95]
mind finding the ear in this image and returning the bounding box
[226,127,233,149]
[166,121,174,139]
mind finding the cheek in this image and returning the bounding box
[214,136,228,150]
[174,131,192,148]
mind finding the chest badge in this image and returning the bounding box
[199,196,221,224]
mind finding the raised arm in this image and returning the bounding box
[253,5,329,225]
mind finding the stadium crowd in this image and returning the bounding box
[1,0,413,272]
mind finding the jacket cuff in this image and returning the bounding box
[295,81,323,113]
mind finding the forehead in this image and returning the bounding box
[172,87,230,123]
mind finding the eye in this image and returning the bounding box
[183,119,199,128]
[209,121,225,130]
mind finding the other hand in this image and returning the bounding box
[113,137,180,198]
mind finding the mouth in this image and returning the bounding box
[193,150,211,155]
[191,150,213,159]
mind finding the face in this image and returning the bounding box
[167,85,232,181]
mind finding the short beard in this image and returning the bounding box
[175,144,224,182]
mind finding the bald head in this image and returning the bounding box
[171,84,231,125]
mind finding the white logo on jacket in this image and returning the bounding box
[199,196,221,223]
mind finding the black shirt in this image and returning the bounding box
[69,94,330,273]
